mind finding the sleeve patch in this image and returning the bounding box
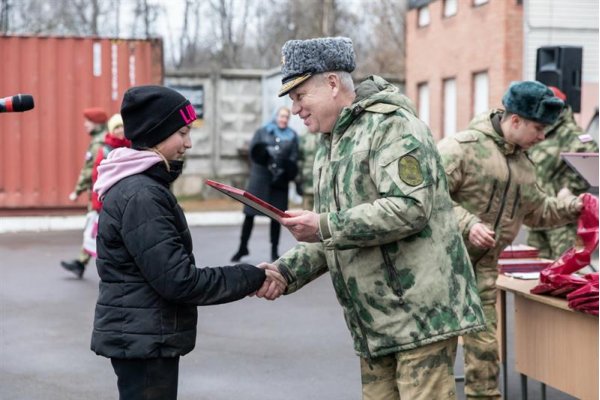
[398,155,423,186]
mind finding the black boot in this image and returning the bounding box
[60,259,85,279]
[270,220,281,261]
[271,245,280,262]
[231,247,249,262]
[231,216,253,262]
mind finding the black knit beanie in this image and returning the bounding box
[121,85,197,149]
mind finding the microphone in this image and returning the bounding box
[0,94,35,112]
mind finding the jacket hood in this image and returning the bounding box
[468,109,519,155]
[333,76,417,136]
[94,147,162,199]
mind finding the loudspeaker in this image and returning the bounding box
[536,46,582,112]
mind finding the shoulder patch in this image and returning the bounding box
[454,131,479,143]
[365,104,400,114]
[398,155,423,186]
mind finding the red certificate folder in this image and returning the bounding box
[205,179,290,221]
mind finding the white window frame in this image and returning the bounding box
[418,6,430,27]
[417,82,430,126]
[443,0,458,18]
[473,0,489,6]
[473,71,489,117]
[443,78,457,137]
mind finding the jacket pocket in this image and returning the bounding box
[380,245,405,304]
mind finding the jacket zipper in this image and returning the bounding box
[510,186,520,219]
[326,131,372,364]
[381,246,405,304]
[472,157,512,268]
[484,180,498,213]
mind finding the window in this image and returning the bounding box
[472,71,489,117]
[443,78,457,137]
[417,82,430,126]
[473,0,489,6]
[418,6,430,27]
[443,0,457,17]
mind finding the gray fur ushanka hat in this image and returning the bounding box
[502,81,564,125]
[278,37,356,97]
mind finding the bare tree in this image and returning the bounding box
[131,0,162,39]
[0,0,10,33]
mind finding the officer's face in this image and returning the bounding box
[289,75,339,134]
[507,115,547,149]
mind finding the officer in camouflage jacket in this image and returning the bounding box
[527,87,598,259]
[437,81,583,399]
[258,37,485,400]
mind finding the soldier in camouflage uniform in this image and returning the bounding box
[527,87,598,259]
[60,107,108,278]
[295,131,319,210]
[257,37,486,400]
[437,81,584,399]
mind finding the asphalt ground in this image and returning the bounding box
[0,224,577,400]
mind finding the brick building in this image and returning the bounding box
[405,0,523,140]
[406,0,599,140]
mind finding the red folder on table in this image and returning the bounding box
[205,179,290,221]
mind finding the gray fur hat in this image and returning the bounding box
[502,81,564,125]
[278,37,356,97]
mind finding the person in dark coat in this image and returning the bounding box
[91,85,286,400]
[231,106,299,262]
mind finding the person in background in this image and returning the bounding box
[91,85,285,400]
[61,107,108,278]
[437,81,585,399]
[258,37,485,400]
[231,106,299,262]
[527,86,599,259]
[295,130,318,210]
[90,113,131,212]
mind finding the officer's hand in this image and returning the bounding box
[281,210,320,242]
[68,192,78,202]
[469,223,496,249]
[254,263,287,300]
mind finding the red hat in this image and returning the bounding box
[548,86,567,101]
[83,107,109,124]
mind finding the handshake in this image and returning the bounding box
[253,263,287,300]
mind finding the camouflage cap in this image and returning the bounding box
[502,81,564,125]
[278,37,356,97]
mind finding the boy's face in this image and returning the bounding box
[156,125,193,161]
[113,125,125,139]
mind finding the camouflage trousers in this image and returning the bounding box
[360,337,458,400]
[527,223,578,259]
[462,262,501,400]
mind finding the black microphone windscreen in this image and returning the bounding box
[13,94,34,112]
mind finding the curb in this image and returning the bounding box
[0,212,272,234]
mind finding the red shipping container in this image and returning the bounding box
[0,35,163,213]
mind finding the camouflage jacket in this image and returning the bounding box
[74,125,107,196]
[437,110,581,275]
[296,132,319,196]
[275,76,485,359]
[528,106,598,198]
